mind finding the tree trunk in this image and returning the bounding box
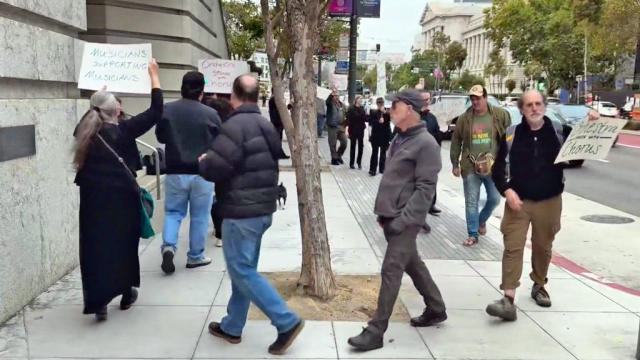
[260,0,337,300]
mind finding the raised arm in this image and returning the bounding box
[120,59,163,138]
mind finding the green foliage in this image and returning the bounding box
[506,79,517,94]
[484,47,511,94]
[444,41,468,77]
[363,66,377,91]
[452,70,485,91]
[222,0,265,60]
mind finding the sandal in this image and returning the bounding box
[463,237,479,247]
[478,224,487,235]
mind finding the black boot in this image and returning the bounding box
[429,206,442,215]
[410,309,447,327]
[268,320,305,355]
[348,327,383,351]
[95,306,107,322]
[120,287,138,310]
[331,159,341,165]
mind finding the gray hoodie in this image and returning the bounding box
[374,123,441,234]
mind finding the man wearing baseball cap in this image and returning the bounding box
[348,90,446,352]
[450,85,510,247]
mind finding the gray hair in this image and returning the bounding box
[90,91,119,122]
[517,89,547,110]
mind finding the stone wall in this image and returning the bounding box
[0,0,88,325]
[0,0,228,324]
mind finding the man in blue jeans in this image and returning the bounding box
[156,71,222,273]
[450,85,510,246]
[198,75,304,355]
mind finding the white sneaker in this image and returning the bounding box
[216,239,223,247]
[186,257,212,269]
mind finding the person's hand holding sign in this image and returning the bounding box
[148,58,161,89]
[588,109,600,121]
[198,153,207,163]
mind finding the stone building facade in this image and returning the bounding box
[414,1,526,94]
[0,0,228,324]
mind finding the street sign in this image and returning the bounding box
[335,61,349,74]
[357,0,381,18]
[339,33,349,48]
[329,0,353,17]
[337,49,349,61]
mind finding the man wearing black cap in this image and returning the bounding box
[348,90,446,352]
[156,71,222,273]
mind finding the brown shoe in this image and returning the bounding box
[531,284,552,307]
[486,297,517,321]
[209,322,241,344]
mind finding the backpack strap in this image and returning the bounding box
[505,125,517,181]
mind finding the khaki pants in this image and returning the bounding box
[500,195,562,290]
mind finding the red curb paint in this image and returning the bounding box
[618,133,640,148]
[524,244,640,297]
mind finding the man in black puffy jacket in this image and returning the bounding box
[198,75,304,356]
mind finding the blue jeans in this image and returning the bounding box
[317,114,326,137]
[220,215,300,336]
[162,175,214,260]
[462,172,501,238]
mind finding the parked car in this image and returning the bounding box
[591,101,620,117]
[547,97,561,105]
[503,105,585,167]
[442,95,501,140]
[503,96,520,106]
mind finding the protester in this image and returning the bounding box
[316,96,327,138]
[268,89,284,140]
[261,93,267,107]
[450,85,510,246]
[326,89,348,165]
[420,90,441,233]
[367,97,392,176]
[348,90,446,352]
[73,60,162,321]
[486,90,599,320]
[346,95,367,169]
[155,71,222,274]
[198,75,304,355]
[202,97,234,248]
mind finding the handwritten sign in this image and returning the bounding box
[330,74,348,91]
[77,43,151,94]
[198,59,250,94]
[317,86,332,100]
[555,117,627,163]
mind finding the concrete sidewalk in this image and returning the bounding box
[1,136,640,359]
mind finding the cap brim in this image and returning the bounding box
[385,94,400,102]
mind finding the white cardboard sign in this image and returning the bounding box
[555,117,627,163]
[77,43,152,94]
[199,59,250,93]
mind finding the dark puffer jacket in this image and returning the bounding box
[198,104,281,219]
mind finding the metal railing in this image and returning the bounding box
[135,139,161,200]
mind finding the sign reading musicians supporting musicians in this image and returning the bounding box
[78,43,152,94]
[554,117,628,163]
[198,59,250,94]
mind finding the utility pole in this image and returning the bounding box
[584,31,588,103]
[347,9,358,104]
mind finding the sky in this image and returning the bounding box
[358,0,453,58]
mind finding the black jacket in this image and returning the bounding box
[326,96,345,128]
[492,116,564,201]
[199,104,281,218]
[75,88,163,190]
[268,97,282,129]
[421,110,442,146]
[368,109,392,146]
[156,98,221,174]
[346,106,367,139]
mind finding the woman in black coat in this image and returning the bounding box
[346,95,367,169]
[368,97,392,176]
[73,60,162,321]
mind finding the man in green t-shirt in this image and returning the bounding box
[450,85,511,246]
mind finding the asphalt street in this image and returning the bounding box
[442,141,640,217]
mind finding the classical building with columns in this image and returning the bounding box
[413,1,526,94]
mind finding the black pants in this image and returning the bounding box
[368,221,446,335]
[369,143,388,175]
[349,136,364,167]
[210,202,223,240]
